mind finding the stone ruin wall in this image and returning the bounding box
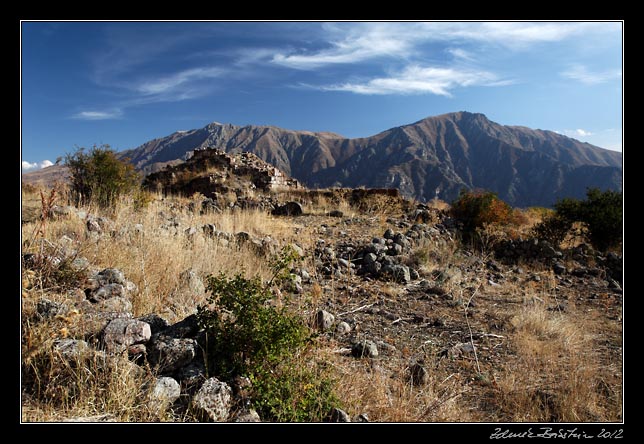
[189,148,300,191]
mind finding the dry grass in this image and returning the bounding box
[20,186,622,423]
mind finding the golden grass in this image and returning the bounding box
[21,186,622,423]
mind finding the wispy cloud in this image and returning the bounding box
[433,22,600,47]
[272,23,415,69]
[447,47,475,61]
[136,67,224,96]
[559,128,594,137]
[22,160,53,172]
[318,65,512,96]
[271,22,609,70]
[71,109,123,120]
[560,64,622,85]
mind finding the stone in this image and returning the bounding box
[164,314,200,339]
[383,264,411,284]
[89,283,127,302]
[148,377,181,412]
[337,258,351,268]
[355,413,370,422]
[202,223,217,237]
[336,321,351,335]
[97,268,125,285]
[175,361,208,387]
[408,362,429,386]
[102,318,151,354]
[326,408,351,422]
[36,298,67,321]
[328,210,344,218]
[384,229,395,239]
[232,409,261,422]
[553,263,567,275]
[136,313,170,335]
[53,339,91,360]
[271,201,303,216]
[315,310,335,331]
[191,377,233,422]
[388,243,403,256]
[147,335,197,373]
[363,253,377,264]
[93,296,133,315]
[352,340,379,358]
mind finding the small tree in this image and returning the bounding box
[65,144,140,208]
[532,188,622,252]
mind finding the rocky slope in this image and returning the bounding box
[23,112,622,207]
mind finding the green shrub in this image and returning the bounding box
[196,247,339,421]
[532,188,622,252]
[65,144,140,209]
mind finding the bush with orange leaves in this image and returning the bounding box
[450,189,514,238]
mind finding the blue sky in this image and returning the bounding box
[21,21,623,172]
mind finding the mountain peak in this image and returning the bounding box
[23,112,621,207]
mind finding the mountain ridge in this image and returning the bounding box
[23,111,621,207]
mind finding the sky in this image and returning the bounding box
[21,21,623,172]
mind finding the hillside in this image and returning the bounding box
[23,112,622,207]
[21,183,622,422]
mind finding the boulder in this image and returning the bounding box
[232,409,261,422]
[191,377,233,422]
[326,408,351,422]
[351,340,379,358]
[271,201,303,216]
[149,377,181,413]
[102,318,151,354]
[315,310,335,331]
[147,335,197,373]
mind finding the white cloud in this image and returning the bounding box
[271,22,610,70]
[22,160,53,172]
[272,23,414,69]
[433,22,599,48]
[136,67,224,96]
[319,65,511,96]
[447,48,475,61]
[72,109,123,120]
[561,64,622,85]
[559,128,594,138]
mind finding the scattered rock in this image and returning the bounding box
[36,298,67,321]
[147,335,197,373]
[553,263,567,275]
[326,407,351,422]
[52,338,91,360]
[102,318,151,354]
[315,310,335,331]
[271,201,303,216]
[149,376,181,413]
[352,340,379,358]
[232,409,261,422]
[336,321,351,335]
[191,377,233,422]
[89,283,127,302]
[355,413,370,422]
[137,314,170,335]
[408,362,429,386]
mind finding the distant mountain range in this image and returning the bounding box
[24,111,622,207]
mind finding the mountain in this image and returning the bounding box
[24,112,622,207]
